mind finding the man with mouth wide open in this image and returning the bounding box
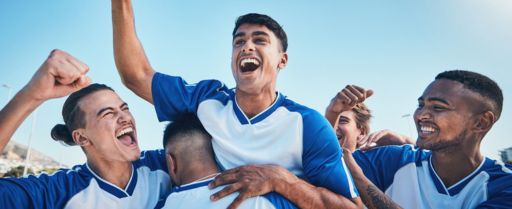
[111,0,362,208]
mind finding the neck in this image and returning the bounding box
[235,89,277,119]
[87,158,132,189]
[431,144,483,188]
[178,161,220,186]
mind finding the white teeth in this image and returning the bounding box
[116,127,133,138]
[240,58,259,67]
[420,126,435,133]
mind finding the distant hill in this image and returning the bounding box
[1,140,61,168]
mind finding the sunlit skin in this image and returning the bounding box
[414,79,483,152]
[336,111,364,152]
[414,79,492,187]
[75,90,141,164]
[231,24,288,118]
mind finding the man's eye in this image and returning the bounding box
[338,119,349,124]
[433,106,446,111]
[234,39,245,46]
[254,38,266,43]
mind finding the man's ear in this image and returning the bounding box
[474,111,495,133]
[166,152,178,185]
[277,52,288,70]
[72,129,89,146]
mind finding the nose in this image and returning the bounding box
[242,40,255,53]
[414,107,431,121]
[118,111,132,125]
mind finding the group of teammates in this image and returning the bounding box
[0,0,511,208]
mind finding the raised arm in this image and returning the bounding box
[0,50,90,151]
[325,85,373,128]
[111,0,155,103]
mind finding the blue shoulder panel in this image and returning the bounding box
[152,72,228,121]
[284,99,358,198]
[135,149,167,172]
[477,162,512,209]
[353,145,429,191]
[0,166,90,209]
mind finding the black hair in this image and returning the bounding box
[232,13,288,52]
[436,70,503,120]
[162,113,211,149]
[50,83,114,146]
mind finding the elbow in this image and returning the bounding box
[116,65,154,91]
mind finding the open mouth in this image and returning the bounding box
[116,127,137,147]
[418,123,438,138]
[240,58,260,72]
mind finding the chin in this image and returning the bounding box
[127,149,141,161]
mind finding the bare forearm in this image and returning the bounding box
[111,0,154,102]
[353,174,402,209]
[0,89,42,151]
[325,108,341,128]
[275,178,362,209]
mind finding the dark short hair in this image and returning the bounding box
[163,113,211,149]
[51,84,114,146]
[436,70,503,120]
[232,13,288,52]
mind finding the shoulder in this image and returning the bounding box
[134,149,168,172]
[477,161,512,208]
[354,144,429,165]
[153,72,227,92]
[482,160,512,194]
[0,164,92,208]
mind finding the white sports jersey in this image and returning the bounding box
[0,150,171,209]
[155,178,297,209]
[152,72,358,198]
[353,145,512,209]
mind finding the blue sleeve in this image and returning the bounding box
[352,145,427,191]
[137,149,168,172]
[476,167,512,209]
[301,110,358,198]
[263,192,298,209]
[151,72,227,121]
[0,170,85,209]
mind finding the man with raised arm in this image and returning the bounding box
[111,1,362,208]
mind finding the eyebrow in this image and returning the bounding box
[252,31,269,37]
[233,31,270,40]
[96,102,128,117]
[417,97,450,105]
[338,115,350,121]
[233,32,246,39]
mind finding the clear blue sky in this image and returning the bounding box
[1,0,511,166]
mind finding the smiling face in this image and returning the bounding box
[336,111,363,151]
[414,79,483,151]
[74,90,140,162]
[231,23,288,95]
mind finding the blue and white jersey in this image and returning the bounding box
[353,145,512,209]
[0,150,171,209]
[152,72,358,198]
[155,177,298,209]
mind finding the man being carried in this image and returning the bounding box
[111,1,361,208]
[157,114,297,209]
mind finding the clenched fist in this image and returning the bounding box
[23,49,91,101]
